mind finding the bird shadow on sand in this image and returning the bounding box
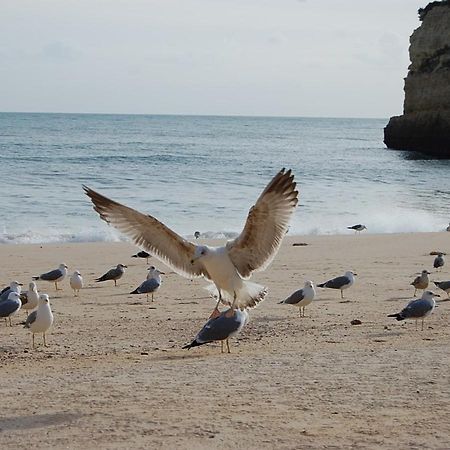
[385,296,414,302]
[151,353,210,362]
[0,412,83,432]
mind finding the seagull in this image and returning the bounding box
[0,281,23,303]
[24,294,54,348]
[95,264,127,286]
[70,270,83,297]
[433,281,450,298]
[20,282,39,316]
[317,271,356,299]
[132,250,151,263]
[433,253,445,271]
[33,263,68,290]
[130,266,165,301]
[279,280,316,317]
[388,290,439,331]
[84,168,298,311]
[347,224,367,234]
[446,222,450,232]
[183,308,249,353]
[411,270,430,296]
[0,292,22,326]
[194,231,201,239]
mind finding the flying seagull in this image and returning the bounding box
[279,280,316,317]
[24,294,54,348]
[388,290,439,331]
[183,308,249,353]
[433,253,445,271]
[84,168,298,310]
[95,264,127,286]
[411,270,430,296]
[132,250,151,263]
[33,263,68,290]
[347,224,367,233]
[433,280,450,298]
[317,271,356,299]
[130,266,164,301]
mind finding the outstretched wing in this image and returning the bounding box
[83,186,205,279]
[226,169,298,278]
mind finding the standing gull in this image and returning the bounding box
[433,253,445,271]
[317,271,356,299]
[132,250,151,263]
[84,168,298,310]
[347,224,367,234]
[388,290,439,331]
[20,282,39,316]
[194,231,201,239]
[183,308,249,353]
[24,294,54,348]
[0,281,23,303]
[0,292,22,326]
[433,281,450,298]
[411,270,430,296]
[130,266,165,301]
[95,264,127,286]
[33,263,68,290]
[279,280,316,317]
[70,270,83,297]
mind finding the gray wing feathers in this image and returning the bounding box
[402,299,433,318]
[25,311,38,327]
[138,278,160,293]
[97,268,121,282]
[39,269,63,281]
[322,276,349,289]
[196,314,243,343]
[434,281,450,291]
[282,289,305,305]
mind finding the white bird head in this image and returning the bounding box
[191,245,210,264]
[117,264,127,269]
[421,290,439,300]
[10,280,23,289]
[39,294,50,304]
[345,271,357,277]
[304,280,315,289]
[29,281,37,290]
[421,270,431,276]
[147,266,165,275]
[7,291,21,301]
[73,270,81,276]
[59,263,68,270]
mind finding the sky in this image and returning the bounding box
[0,0,426,118]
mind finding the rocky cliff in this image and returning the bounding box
[384,1,450,157]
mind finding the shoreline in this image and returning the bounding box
[1,231,449,448]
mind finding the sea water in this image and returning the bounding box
[1,112,449,244]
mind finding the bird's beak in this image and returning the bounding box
[353,273,358,276]
[123,265,128,268]
[159,271,165,275]
[18,283,23,286]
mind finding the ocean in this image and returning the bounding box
[1,112,449,244]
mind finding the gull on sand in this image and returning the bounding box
[388,290,439,331]
[317,271,356,299]
[20,282,39,315]
[279,280,316,317]
[95,264,127,286]
[0,292,22,326]
[411,270,430,296]
[70,270,83,296]
[24,294,54,348]
[130,266,164,302]
[84,168,298,311]
[183,308,249,353]
[433,281,450,298]
[33,263,68,290]
[132,250,151,263]
[433,253,445,271]
[347,224,367,233]
[0,281,23,302]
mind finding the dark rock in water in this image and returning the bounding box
[384,2,450,158]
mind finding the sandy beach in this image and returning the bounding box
[1,232,450,449]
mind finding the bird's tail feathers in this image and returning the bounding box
[130,288,139,294]
[182,340,203,350]
[387,313,405,321]
[317,283,325,288]
[204,282,267,310]
[32,276,40,281]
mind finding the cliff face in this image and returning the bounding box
[384,1,450,157]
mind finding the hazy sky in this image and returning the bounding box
[1,0,425,118]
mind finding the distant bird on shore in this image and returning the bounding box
[194,231,201,239]
[411,270,430,296]
[0,292,22,326]
[279,281,316,317]
[0,281,23,303]
[130,266,164,301]
[70,270,83,296]
[20,282,39,316]
[33,263,68,290]
[24,294,54,348]
[84,168,298,311]
[183,308,249,353]
[446,222,450,232]
[347,224,367,234]
[95,264,127,286]
[317,271,356,299]
[132,250,151,263]
[388,290,439,331]
[433,280,450,298]
[433,253,445,271]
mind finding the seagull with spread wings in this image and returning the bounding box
[84,168,298,311]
